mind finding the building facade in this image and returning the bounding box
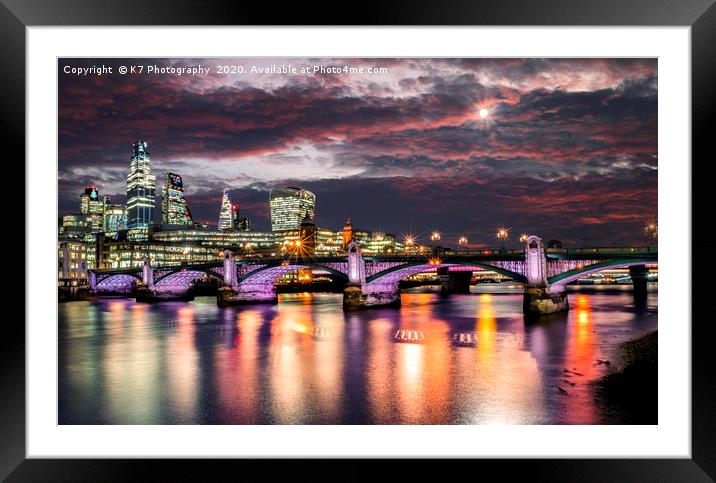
[58,239,96,284]
[161,172,193,225]
[103,204,128,232]
[217,189,236,230]
[126,140,156,235]
[269,187,316,231]
[79,186,105,232]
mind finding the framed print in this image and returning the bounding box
[4,0,715,480]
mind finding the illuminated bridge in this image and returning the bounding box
[89,236,657,315]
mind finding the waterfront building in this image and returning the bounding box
[104,203,128,232]
[58,239,96,284]
[315,228,343,256]
[269,187,316,231]
[97,239,221,269]
[126,140,156,236]
[79,186,105,232]
[218,189,236,230]
[362,232,401,255]
[151,226,280,251]
[161,173,193,225]
[61,214,92,240]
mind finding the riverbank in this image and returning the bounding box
[593,330,657,424]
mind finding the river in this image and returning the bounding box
[58,284,657,424]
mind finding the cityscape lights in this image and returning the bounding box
[496,226,510,250]
[126,141,156,235]
[269,187,316,231]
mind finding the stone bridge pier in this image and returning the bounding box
[343,242,400,309]
[135,257,155,302]
[523,236,569,315]
[437,266,472,294]
[215,250,278,306]
[629,264,648,303]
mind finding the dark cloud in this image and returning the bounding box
[58,58,657,245]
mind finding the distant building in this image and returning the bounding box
[61,214,92,240]
[547,240,562,249]
[342,217,353,249]
[236,217,250,231]
[269,186,316,231]
[299,214,318,256]
[103,203,128,232]
[79,186,105,232]
[161,173,193,225]
[126,140,156,235]
[218,189,236,230]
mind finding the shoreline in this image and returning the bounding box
[593,330,658,424]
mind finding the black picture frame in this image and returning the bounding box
[3,0,714,480]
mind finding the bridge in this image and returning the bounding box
[89,236,657,315]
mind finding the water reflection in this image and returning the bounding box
[59,287,657,424]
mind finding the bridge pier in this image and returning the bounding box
[135,258,154,301]
[342,241,400,309]
[522,235,569,315]
[343,283,401,310]
[629,265,648,303]
[523,283,569,315]
[217,284,278,306]
[216,250,278,306]
[437,267,472,294]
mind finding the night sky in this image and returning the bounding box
[58,58,657,248]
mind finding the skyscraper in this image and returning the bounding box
[161,173,193,225]
[79,186,105,232]
[218,189,236,231]
[269,187,316,231]
[103,203,128,232]
[126,140,156,232]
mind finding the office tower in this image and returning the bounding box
[79,186,105,232]
[126,140,156,231]
[269,187,316,231]
[161,173,193,225]
[103,204,128,232]
[218,189,235,230]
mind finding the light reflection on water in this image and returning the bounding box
[59,286,657,424]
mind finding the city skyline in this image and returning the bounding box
[59,58,657,246]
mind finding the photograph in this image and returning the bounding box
[57,56,658,426]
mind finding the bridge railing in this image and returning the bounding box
[548,246,657,255]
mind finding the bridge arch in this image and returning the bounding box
[238,261,349,285]
[366,261,526,285]
[153,269,223,291]
[153,267,224,286]
[547,259,655,286]
[94,273,141,292]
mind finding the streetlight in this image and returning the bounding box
[496,227,510,250]
[458,235,468,246]
[430,231,441,257]
[403,234,416,255]
[644,220,657,243]
[519,233,528,243]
